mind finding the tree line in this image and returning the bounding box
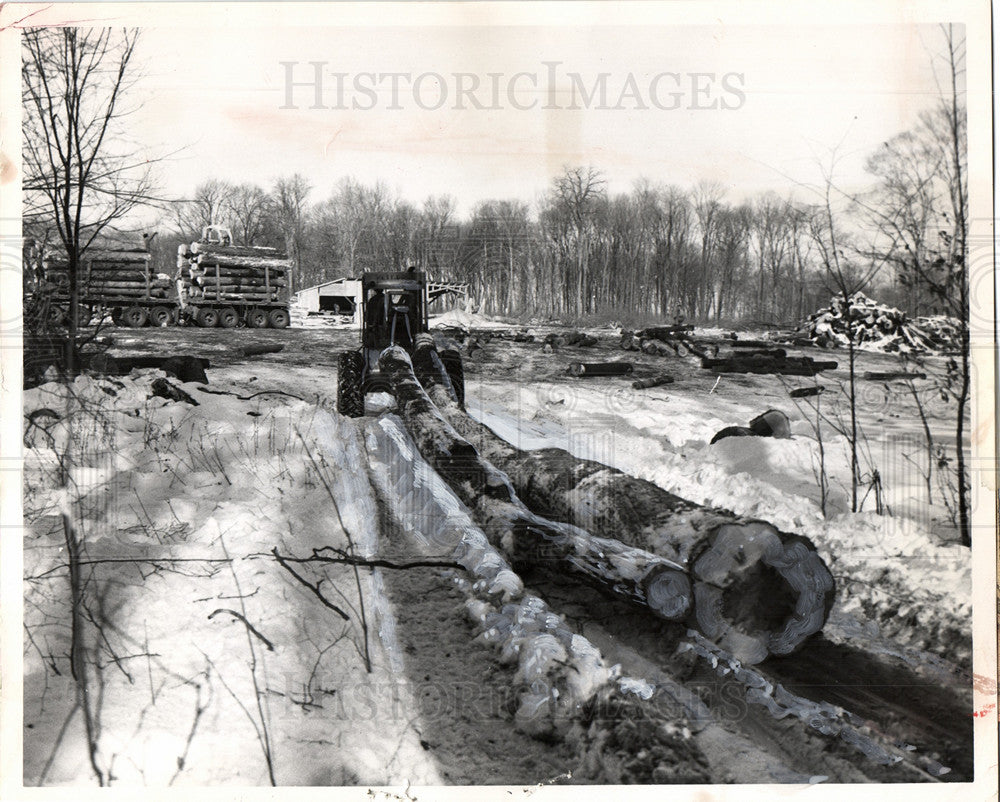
[161,97,963,328]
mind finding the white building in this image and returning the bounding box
[295,277,470,327]
[294,278,363,325]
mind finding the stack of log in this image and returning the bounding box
[176,242,290,303]
[792,293,962,354]
[620,325,717,358]
[43,246,163,299]
[389,340,835,665]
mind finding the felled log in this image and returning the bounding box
[563,331,598,347]
[190,243,282,258]
[149,377,199,405]
[194,253,290,270]
[381,346,693,623]
[631,374,674,389]
[789,386,824,398]
[239,343,284,357]
[729,340,775,349]
[863,371,927,381]
[410,342,835,664]
[639,325,695,340]
[709,425,757,445]
[702,355,838,376]
[748,409,791,438]
[641,339,675,356]
[568,361,634,377]
[619,331,641,351]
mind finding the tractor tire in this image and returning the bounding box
[440,348,465,408]
[121,306,149,328]
[337,351,365,418]
[268,308,290,329]
[149,306,173,327]
[247,308,269,328]
[194,307,219,328]
[218,307,239,328]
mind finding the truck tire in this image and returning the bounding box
[246,308,269,328]
[149,306,172,327]
[218,307,239,328]
[111,307,124,326]
[194,307,219,328]
[337,351,365,418]
[440,348,465,407]
[122,306,149,328]
[268,308,290,329]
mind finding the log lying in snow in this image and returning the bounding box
[380,345,693,623]
[863,371,927,381]
[632,374,674,389]
[789,386,824,398]
[568,361,634,377]
[702,355,838,376]
[409,341,835,664]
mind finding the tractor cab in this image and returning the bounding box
[337,270,463,417]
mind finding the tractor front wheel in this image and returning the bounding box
[337,351,365,418]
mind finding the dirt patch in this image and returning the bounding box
[377,564,578,784]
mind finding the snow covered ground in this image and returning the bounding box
[17,325,983,787]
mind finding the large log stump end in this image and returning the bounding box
[691,522,834,663]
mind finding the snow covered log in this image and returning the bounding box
[190,242,282,257]
[379,345,693,622]
[410,340,835,664]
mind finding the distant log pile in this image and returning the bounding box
[42,246,164,299]
[788,293,963,354]
[619,326,718,358]
[176,241,291,303]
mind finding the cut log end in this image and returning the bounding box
[691,522,834,663]
[643,566,692,620]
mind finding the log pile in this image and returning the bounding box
[176,241,291,304]
[792,293,963,354]
[400,340,835,664]
[620,325,717,358]
[42,246,163,300]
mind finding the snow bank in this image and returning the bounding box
[22,371,440,786]
[468,380,972,670]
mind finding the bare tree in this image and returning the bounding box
[270,174,311,292]
[173,179,234,239]
[855,25,969,543]
[22,27,153,370]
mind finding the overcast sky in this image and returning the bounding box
[130,22,955,217]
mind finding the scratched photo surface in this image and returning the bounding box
[2,1,996,798]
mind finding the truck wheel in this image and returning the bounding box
[218,307,239,328]
[111,307,124,326]
[268,308,290,329]
[122,306,149,328]
[149,306,172,327]
[337,351,365,418]
[440,348,465,407]
[247,309,269,328]
[195,307,219,328]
